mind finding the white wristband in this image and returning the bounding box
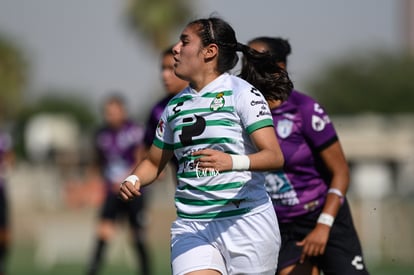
[328,188,344,198]
[317,213,335,227]
[124,175,139,186]
[230,154,250,171]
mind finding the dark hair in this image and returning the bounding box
[187,17,239,73]
[188,17,293,101]
[247,37,291,65]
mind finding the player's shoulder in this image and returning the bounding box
[122,120,143,132]
[289,90,317,105]
[222,74,262,103]
[226,74,253,91]
[288,91,325,113]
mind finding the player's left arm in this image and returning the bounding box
[248,126,284,171]
[296,97,350,261]
[297,141,349,262]
[319,140,349,219]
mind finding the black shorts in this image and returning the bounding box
[100,191,147,229]
[0,187,8,228]
[277,199,369,275]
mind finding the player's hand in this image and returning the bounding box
[192,148,232,172]
[119,180,141,201]
[296,223,330,263]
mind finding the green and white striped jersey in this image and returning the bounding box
[154,73,274,220]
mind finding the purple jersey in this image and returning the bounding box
[144,95,173,147]
[95,120,144,188]
[265,91,338,222]
[0,131,12,188]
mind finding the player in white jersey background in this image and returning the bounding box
[119,17,293,275]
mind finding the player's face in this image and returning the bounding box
[104,102,126,128]
[161,53,188,95]
[172,24,205,83]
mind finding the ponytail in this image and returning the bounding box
[187,17,293,101]
[238,43,293,102]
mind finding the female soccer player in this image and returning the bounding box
[120,17,292,275]
[144,46,188,150]
[243,37,370,275]
[86,95,151,275]
[144,46,188,175]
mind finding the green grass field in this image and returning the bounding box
[7,244,414,275]
[8,243,172,275]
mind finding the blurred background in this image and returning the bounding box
[0,0,414,274]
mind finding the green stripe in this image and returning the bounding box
[153,137,174,150]
[175,197,246,206]
[174,137,237,150]
[202,90,233,98]
[177,207,251,219]
[177,171,198,178]
[167,106,234,122]
[178,181,244,191]
[246,119,274,134]
[173,119,236,132]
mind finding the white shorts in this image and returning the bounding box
[171,203,281,275]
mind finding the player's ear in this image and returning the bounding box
[203,43,218,61]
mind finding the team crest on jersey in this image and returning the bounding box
[156,119,165,137]
[210,92,225,111]
[277,119,293,139]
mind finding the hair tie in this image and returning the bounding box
[236,42,245,52]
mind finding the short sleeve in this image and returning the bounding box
[301,98,338,151]
[235,86,274,135]
[153,108,175,150]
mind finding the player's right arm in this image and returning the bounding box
[119,144,173,201]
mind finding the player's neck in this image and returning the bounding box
[268,99,283,110]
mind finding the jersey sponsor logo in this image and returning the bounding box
[304,200,319,211]
[195,161,220,178]
[250,99,267,106]
[156,119,165,138]
[210,92,225,111]
[351,255,365,270]
[314,103,324,114]
[312,115,326,132]
[250,87,261,97]
[173,102,184,114]
[311,114,331,132]
[179,115,206,146]
[256,109,271,118]
[265,171,299,205]
[277,119,293,139]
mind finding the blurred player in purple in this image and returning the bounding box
[243,37,369,275]
[144,46,188,175]
[86,95,151,275]
[0,129,13,275]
